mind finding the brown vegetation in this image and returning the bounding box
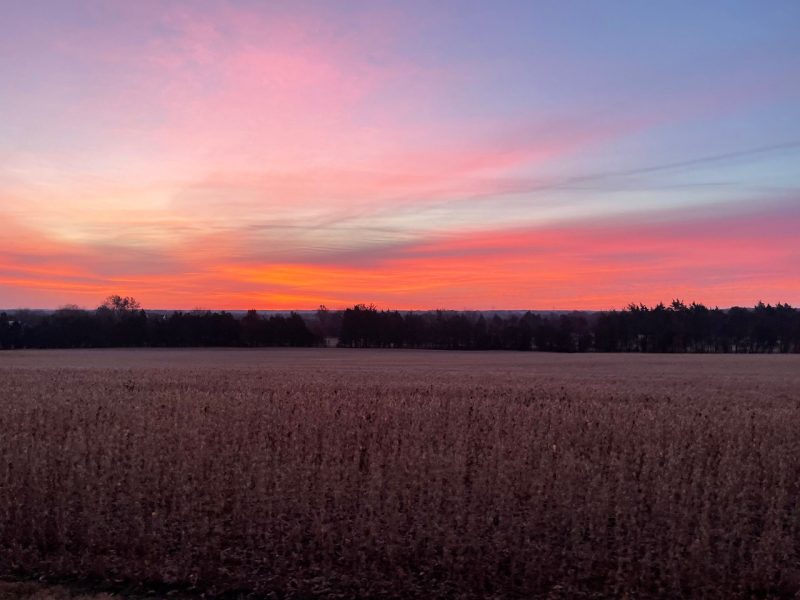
[1,350,799,598]
[0,581,115,600]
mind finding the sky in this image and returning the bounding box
[1,0,799,310]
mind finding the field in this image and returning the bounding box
[1,349,800,599]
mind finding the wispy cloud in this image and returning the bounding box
[3,197,798,309]
[1,2,799,308]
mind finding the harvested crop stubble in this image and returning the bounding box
[1,350,800,599]
[0,581,116,599]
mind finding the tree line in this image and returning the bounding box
[334,301,800,353]
[0,296,316,349]
[2,296,799,352]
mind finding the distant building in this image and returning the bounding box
[324,337,339,348]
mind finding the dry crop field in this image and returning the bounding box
[1,349,800,599]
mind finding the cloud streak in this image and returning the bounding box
[1,2,800,308]
[2,198,798,309]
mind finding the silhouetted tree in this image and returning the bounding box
[2,298,798,353]
[101,295,142,313]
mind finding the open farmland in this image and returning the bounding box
[1,350,800,599]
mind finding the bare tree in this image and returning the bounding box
[100,295,141,313]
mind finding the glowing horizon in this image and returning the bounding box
[2,1,799,310]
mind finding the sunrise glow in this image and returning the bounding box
[2,1,799,309]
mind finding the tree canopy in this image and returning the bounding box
[2,298,798,352]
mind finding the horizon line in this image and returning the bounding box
[3,301,797,314]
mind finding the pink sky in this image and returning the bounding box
[2,1,799,309]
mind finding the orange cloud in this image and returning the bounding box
[5,200,796,310]
[2,3,799,310]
